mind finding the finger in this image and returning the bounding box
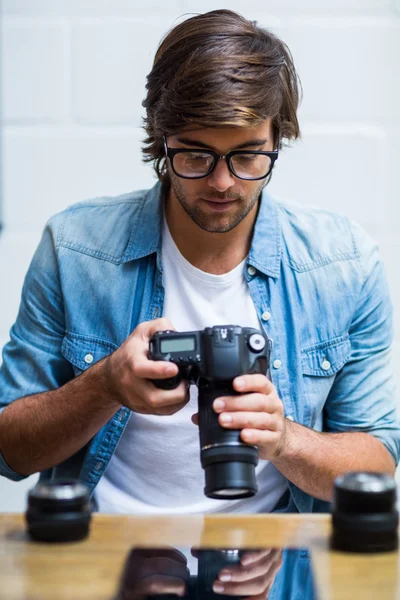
[233,374,275,394]
[217,557,282,595]
[135,318,177,342]
[218,553,278,583]
[240,429,282,446]
[213,393,282,415]
[135,376,188,403]
[266,552,283,582]
[134,356,179,380]
[191,413,199,426]
[213,573,270,596]
[148,401,190,417]
[149,380,190,412]
[218,411,281,431]
[251,551,283,594]
[131,379,189,414]
[240,549,272,566]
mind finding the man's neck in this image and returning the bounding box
[164,191,258,275]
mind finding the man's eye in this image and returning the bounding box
[235,154,256,163]
[186,153,210,160]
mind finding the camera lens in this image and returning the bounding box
[198,382,258,499]
[331,471,398,553]
[26,479,91,543]
[196,549,243,600]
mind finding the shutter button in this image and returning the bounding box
[84,353,94,365]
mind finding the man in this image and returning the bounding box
[0,9,398,516]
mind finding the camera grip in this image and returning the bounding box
[152,373,182,390]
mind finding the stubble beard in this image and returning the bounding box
[169,172,265,234]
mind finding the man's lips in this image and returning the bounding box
[201,198,237,204]
[201,198,238,212]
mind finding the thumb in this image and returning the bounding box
[135,318,177,342]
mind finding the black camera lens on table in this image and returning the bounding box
[25,479,91,543]
[149,325,272,500]
[331,471,398,553]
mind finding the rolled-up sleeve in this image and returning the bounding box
[0,216,73,480]
[324,221,400,466]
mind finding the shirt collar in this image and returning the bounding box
[122,181,164,262]
[123,182,282,279]
[248,188,282,279]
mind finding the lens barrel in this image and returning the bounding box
[198,382,258,499]
[26,479,91,543]
[195,549,244,600]
[331,472,398,553]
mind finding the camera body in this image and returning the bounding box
[149,325,271,389]
[149,325,271,500]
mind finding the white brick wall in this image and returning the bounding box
[3,21,69,122]
[3,127,157,231]
[1,1,399,511]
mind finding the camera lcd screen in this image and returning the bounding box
[160,337,196,353]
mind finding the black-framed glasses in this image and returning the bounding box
[163,135,279,181]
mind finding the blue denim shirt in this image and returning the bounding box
[0,182,398,513]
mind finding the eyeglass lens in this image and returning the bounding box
[172,151,272,179]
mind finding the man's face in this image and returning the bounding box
[166,120,274,234]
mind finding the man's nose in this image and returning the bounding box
[206,158,235,192]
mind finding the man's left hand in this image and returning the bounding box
[191,375,287,461]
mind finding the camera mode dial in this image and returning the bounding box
[248,333,266,352]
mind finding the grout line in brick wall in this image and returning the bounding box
[282,15,400,28]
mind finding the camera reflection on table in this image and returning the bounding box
[114,545,316,600]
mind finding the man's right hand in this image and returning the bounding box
[105,318,190,416]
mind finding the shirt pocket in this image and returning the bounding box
[300,334,351,427]
[61,332,119,377]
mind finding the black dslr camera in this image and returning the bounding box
[149,325,271,500]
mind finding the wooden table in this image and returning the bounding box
[0,513,399,599]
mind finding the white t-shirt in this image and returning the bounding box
[93,218,288,514]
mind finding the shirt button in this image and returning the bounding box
[286,415,294,421]
[84,353,94,364]
[273,359,282,369]
[261,311,271,321]
[321,360,331,371]
[247,266,256,276]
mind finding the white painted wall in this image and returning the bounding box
[0,1,399,512]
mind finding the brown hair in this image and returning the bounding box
[142,9,302,183]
